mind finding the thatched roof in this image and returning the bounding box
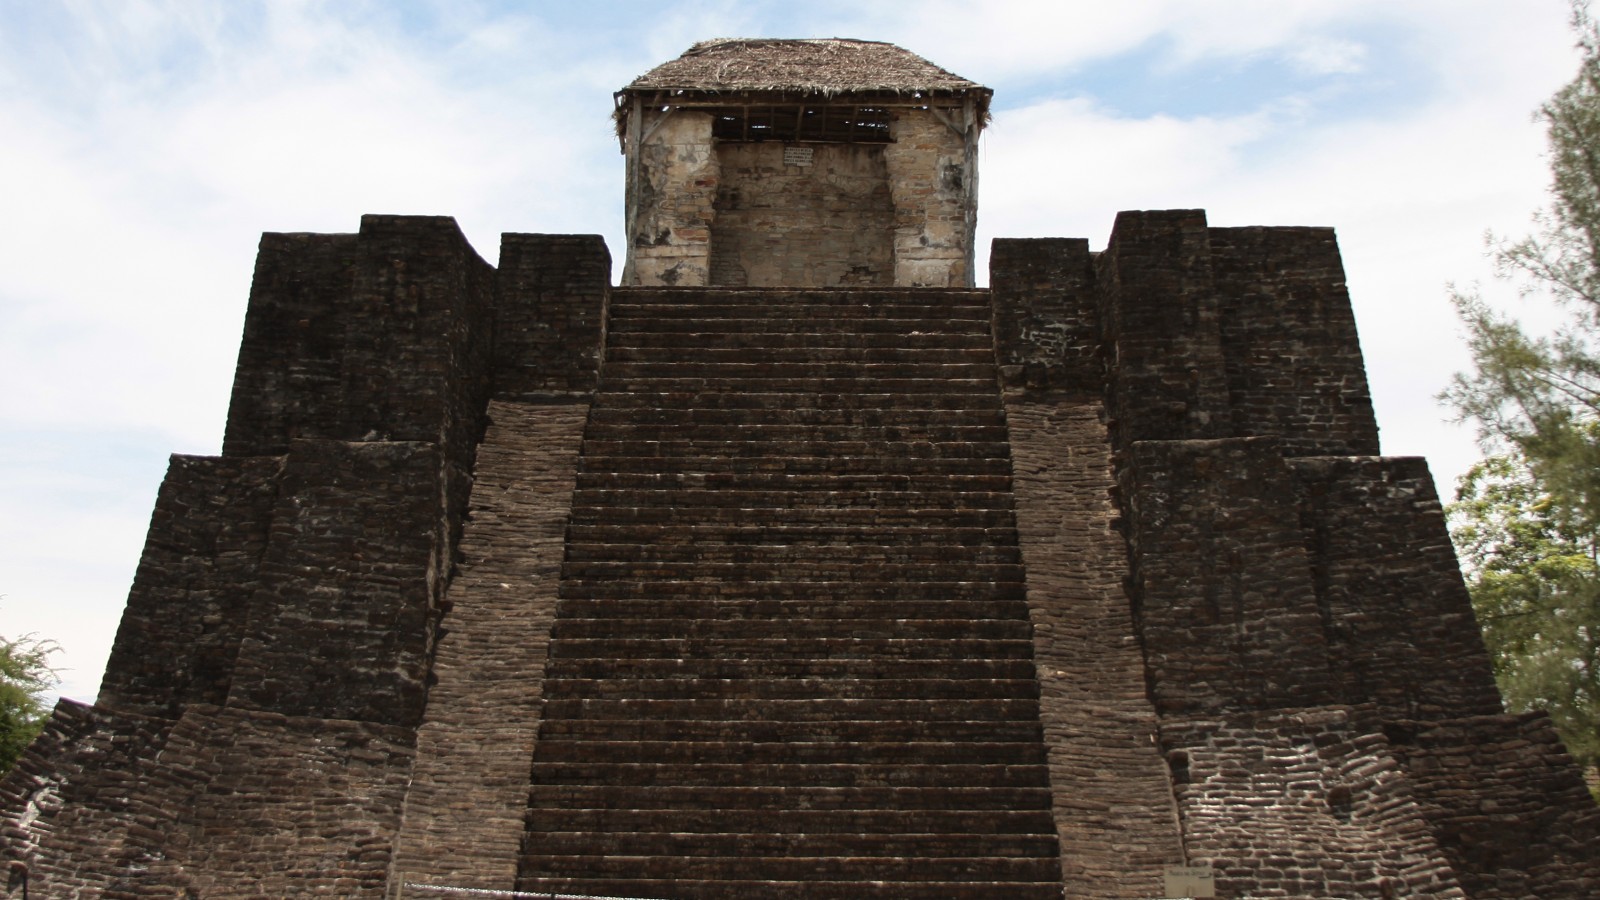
[620,38,990,103]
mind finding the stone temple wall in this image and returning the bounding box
[3,210,1597,898]
[623,105,977,288]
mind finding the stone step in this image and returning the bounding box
[543,658,1038,683]
[524,807,1055,834]
[577,455,1011,476]
[567,513,1014,534]
[569,499,1004,522]
[546,638,1037,662]
[579,439,1011,458]
[525,785,1049,814]
[607,345,993,364]
[608,300,990,320]
[557,560,1025,582]
[541,678,1039,702]
[558,579,1028,602]
[599,377,997,395]
[520,830,1059,860]
[513,877,1064,900]
[607,316,993,336]
[538,697,1039,723]
[529,761,1050,789]
[609,331,992,350]
[552,598,1034,621]
[516,852,1059,883]
[611,287,990,304]
[569,487,1013,509]
[584,407,1007,428]
[581,423,1009,443]
[604,362,995,380]
[535,719,1046,745]
[615,286,989,297]
[562,544,1022,566]
[566,522,1018,542]
[592,391,1002,411]
[574,472,1013,494]
[574,487,1013,511]
[549,618,1032,642]
[528,740,1048,767]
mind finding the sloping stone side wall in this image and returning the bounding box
[0,701,183,897]
[97,454,283,718]
[1160,712,1465,898]
[1125,437,1338,717]
[1383,713,1600,898]
[220,232,361,459]
[1004,399,1185,898]
[1290,456,1502,721]
[224,439,447,728]
[995,212,1600,896]
[1210,227,1379,457]
[389,400,590,890]
[0,218,611,897]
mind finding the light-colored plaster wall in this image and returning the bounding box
[709,142,896,287]
[625,110,718,286]
[884,106,977,287]
[623,103,979,287]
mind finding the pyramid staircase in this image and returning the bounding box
[515,287,1064,900]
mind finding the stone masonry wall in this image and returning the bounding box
[220,232,361,459]
[1,218,617,897]
[1383,712,1600,898]
[1125,437,1338,718]
[97,454,283,718]
[625,104,977,288]
[1096,210,1233,445]
[494,234,611,399]
[1004,399,1184,898]
[223,216,495,468]
[224,439,448,729]
[709,142,896,287]
[1290,456,1502,721]
[1210,226,1379,458]
[1160,710,1465,898]
[0,701,183,897]
[989,238,1100,394]
[389,401,589,890]
[884,106,977,287]
[626,110,718,286]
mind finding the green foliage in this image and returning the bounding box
[1450,453,1600,768]
[1444,0,1600,780]
[0,630,58,774]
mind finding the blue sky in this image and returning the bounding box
[0,0,1584,701]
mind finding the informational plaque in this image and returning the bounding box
[783,146,814,166]
[1163,866,1216,898]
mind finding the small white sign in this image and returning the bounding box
[1164,865,1216,898]
[783,146,814,166]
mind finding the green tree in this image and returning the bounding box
[1450,453,1600,769]
[0,630,59,774]
[1443,0,1600,779]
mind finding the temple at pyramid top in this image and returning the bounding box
[615,39,992,288]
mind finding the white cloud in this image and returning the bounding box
[0,0,1589,703]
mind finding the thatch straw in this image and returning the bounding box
[622,38,988,97]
